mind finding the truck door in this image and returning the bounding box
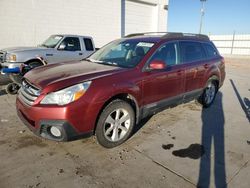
[51,37,83,63]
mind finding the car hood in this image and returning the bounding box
[25,60,126,91]
[1,46,47,53]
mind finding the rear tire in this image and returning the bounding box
[198,79,218,108]
[95,99,135,148]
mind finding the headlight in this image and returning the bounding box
[40,81,91,105]
[6,54,17,62]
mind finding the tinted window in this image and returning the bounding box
[203,43,218,58]
[60,37,81,51]
[84,38,94,51]
[180,41,206,63]
[149,43,178,66]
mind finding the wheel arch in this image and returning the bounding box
[207,74,220,90]
[24,57,47,66]
[93,93,140,134]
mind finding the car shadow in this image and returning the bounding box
[197,92,227,188]
[132,115,153,136]
[0,89,7,96]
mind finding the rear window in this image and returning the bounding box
[84,38,94,51]
[203,43,218,58]
[180,41,206,63]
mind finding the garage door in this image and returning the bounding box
[125,1,157,36]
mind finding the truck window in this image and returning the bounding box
[60,37,81,51]
[84,38,94,51]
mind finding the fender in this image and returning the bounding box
[25,57,47,65]
[88,81,142,126]
[203,63,220,88]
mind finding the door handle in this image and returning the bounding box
[204,64,209,69]
[46,54,53,56]
[177,69,183,75]
[79,53,83,55]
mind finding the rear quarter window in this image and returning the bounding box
[203,43,219,58]
[84,38,94,51]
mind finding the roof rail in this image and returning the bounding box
[125,32,168,37]
[162,32,209,40]
[125,32,209,40]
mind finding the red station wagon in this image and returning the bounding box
[16,32,225,148]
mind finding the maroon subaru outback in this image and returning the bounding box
[16,32,225,148]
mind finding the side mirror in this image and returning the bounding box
[149,60,166,70]
[58,43,66,50]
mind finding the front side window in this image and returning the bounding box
[59,37,81,51]
[41,35,63,48]
[88,40,155,68]
[180,41,206,63]
[149,43,178,66]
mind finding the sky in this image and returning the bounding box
[167,0,250,35]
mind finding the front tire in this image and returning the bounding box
[5,82,20,95]
[95,99,135,148]
[199,79,218,108]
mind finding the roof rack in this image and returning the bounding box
[125,32,209,40]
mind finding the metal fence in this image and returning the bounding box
[209,33,250,55]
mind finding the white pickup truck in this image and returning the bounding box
[0,34,96,69]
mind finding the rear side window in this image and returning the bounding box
[203,43,218,58]
[180,41,206,63]
[84,38,94,51]
[149,42,178,66]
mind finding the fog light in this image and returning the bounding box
[50,126,62,137]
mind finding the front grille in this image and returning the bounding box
[18,79,41,105]
[0,51,6,63]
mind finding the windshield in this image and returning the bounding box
[88,39,155,68]
[41,35,63,48]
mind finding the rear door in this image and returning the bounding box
[142,42,185,116]
[179,41,208,97]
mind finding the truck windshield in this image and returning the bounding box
[88,39,155,68]
[41,35,63,48]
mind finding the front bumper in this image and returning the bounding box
[16,97,93,141]
[1,62,22,70]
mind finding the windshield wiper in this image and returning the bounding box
[85,58,103,63]
[85,58,118,67]
[100,61,118,66]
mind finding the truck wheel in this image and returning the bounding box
[28,61,43,68]
[95,99,135,148]
[5,82,20,95]
[198,79,218,108]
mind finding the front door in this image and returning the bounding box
[142,42,185,116]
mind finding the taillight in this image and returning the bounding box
[220,57,225,69]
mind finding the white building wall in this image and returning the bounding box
[0,0,121,48]
[0,0,168,49]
